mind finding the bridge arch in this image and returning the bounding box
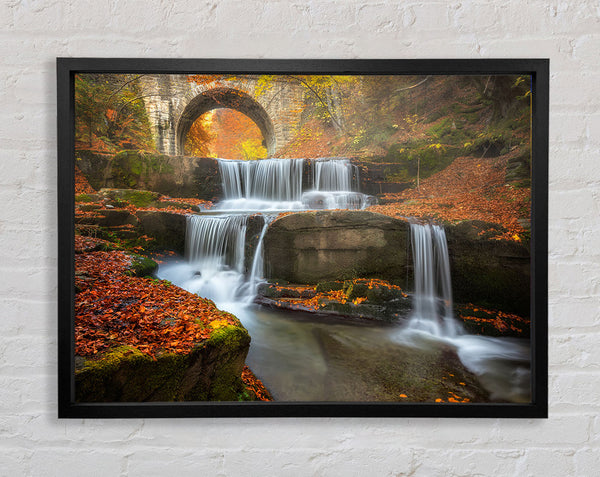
[139,75,305,156]
[176,87,276,157]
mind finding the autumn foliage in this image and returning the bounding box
[259,279,407,313]
[75,246,242,358]
[75,165,96,194]
[456,303,530,337]
[368,153,530,241]
[241,366,273,402]
[75,74,153,153]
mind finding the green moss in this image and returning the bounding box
[315,281,345,293]
[207,324,250,350]
[120,190,159,207]
[75,193,93,203]
[202,324,251,401]
[465,133,508,157]
[321,302,353,315]
[126,254,158,277]
[75,346,149,401]
[76,322,252,402]
[345,281,369,301]
[384,140,459,182]
[110,151,174,189]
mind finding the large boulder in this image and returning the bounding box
[446,220,530,317]
[75,324,251,402]
[76,151,222,200]
[136,210,187,254]
[263,211,409,284]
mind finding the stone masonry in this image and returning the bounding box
[139,75,305,156]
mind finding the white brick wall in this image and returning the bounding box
[0,0,598,475]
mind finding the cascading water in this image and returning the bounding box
[247,214,276,299]
[162,157,373,312]
[396,222,531,402]
[305,158,373,210]
[155,157,530,403]
[406,222,462,337]
[218,158,305,210]
[314,158,353,191]
[158,215,249,306]
[217,157,374,211]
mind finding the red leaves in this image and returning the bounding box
[75,165,96,194]
[75,248,237,358]
[264,279,404,312]
[241,366,273,402]
[458,303,529,335]
[369,155,530,241]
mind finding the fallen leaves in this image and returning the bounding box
[263,279,406,312]
[241,366,273,402]
[75,246,239,358]
[457,303,530,336]
[368,154,530,241]
[75,165,96,194]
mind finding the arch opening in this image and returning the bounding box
[176,88,276,157]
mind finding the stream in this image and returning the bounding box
[156,157,531,403]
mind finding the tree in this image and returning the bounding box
[184,115,214,156]
[74,74,153,152]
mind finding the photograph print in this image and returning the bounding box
[60,59,547,417]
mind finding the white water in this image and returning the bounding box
[162,157,372,310]
[219,158,304,202]
[247,214,276,300]
[395,222,531,402]
[406,223,462,337]
[156,159,530,403]
[216,157,374,212]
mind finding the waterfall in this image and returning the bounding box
[174,213,275,306]
[246,214,276,300]
[161,157,375,308]
[218,159,304,209]
[217,157,374,211]
[306,158,373,209]
[407,222,462,337]
[313,158,353,191]
[185,214,248,273]
[174,214,250,304]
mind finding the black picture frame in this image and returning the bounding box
[58,58,548,418]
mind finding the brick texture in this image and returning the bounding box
[1,1,598,475]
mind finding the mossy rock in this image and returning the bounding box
[465,133,508,158]
[342,279,407,305]
[100,188,161,207]
[77,204,103,212]
[315,281,345,293]
[505,148,531,187]
[109,151,175,189]
[344,281,369,300]
[154,200,201,212]
[126,254,158,277]
[256,283,315,299]
[75,193,97,203]
[256,283,282,299]
[75,323,252,402]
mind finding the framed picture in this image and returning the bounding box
[58,58,548,418]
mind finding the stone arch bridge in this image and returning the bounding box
[138,75,306,157]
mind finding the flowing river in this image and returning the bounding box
[157,158,531,403]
